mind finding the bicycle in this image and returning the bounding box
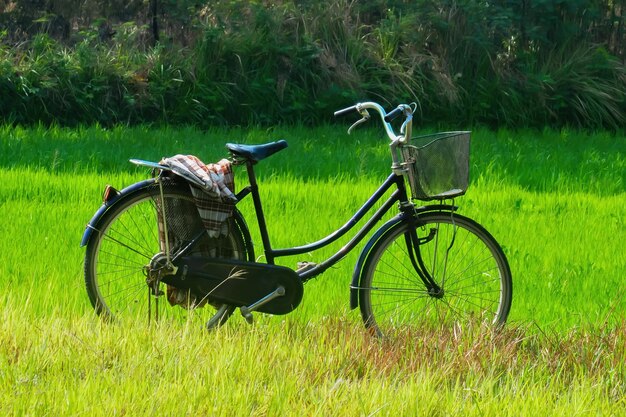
[81,102,512,337]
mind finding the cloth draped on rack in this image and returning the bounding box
[160,154,236,238]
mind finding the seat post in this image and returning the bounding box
[245,160,275,264]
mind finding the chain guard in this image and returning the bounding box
[160,257,303,315]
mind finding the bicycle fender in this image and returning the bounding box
[80,179,159,247]
[349,204,458,309]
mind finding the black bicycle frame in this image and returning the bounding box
[235,160,414,283]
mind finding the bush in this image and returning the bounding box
[0,0,624,129]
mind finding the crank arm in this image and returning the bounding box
[240,286,286,324]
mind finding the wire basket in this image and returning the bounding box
[400,131,471,201]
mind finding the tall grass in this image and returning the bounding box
[1,312,625,415]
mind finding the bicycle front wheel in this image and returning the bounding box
[84,180,251,328]
[359,212,512,337]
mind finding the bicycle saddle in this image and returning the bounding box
[226,140,288,163]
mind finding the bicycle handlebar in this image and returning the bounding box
[383,106,404,123]
[333,105,358,117]
[334,101,413,144]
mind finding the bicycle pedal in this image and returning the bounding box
[296,262,317,273]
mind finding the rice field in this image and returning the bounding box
[0,124,625,415]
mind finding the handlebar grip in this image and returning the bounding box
[384,106,404,123]
[334,105,358,117]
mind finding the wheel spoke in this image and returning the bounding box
[84,184,250,328]
[360,213,512,336]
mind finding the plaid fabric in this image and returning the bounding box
[161,155,236,237]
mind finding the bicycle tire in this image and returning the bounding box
[83,179,252,328]
[358,212,512,337]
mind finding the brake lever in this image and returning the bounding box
[400,112,413,135]
[347,109,370,134]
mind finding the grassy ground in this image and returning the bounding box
[0,124,625,415]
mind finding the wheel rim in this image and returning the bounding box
[363,215,510,336]
[87,188,243,325]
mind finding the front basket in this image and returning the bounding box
[400,131,471,201]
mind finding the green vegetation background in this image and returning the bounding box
[1,0,625,129]
[1,1,626,415]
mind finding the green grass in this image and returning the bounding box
[0,124,625,415]
[1,314,625,416]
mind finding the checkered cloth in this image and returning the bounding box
[160,155,236,237]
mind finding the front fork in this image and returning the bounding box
[402,204,459,298]
[404,227,444,298]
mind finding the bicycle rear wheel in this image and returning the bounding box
[83,179,252,328]
[359,212,512,337]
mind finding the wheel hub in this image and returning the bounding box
[144,252,177,295]
[428,286,444,299]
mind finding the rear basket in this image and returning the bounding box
[400,131,470,201]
